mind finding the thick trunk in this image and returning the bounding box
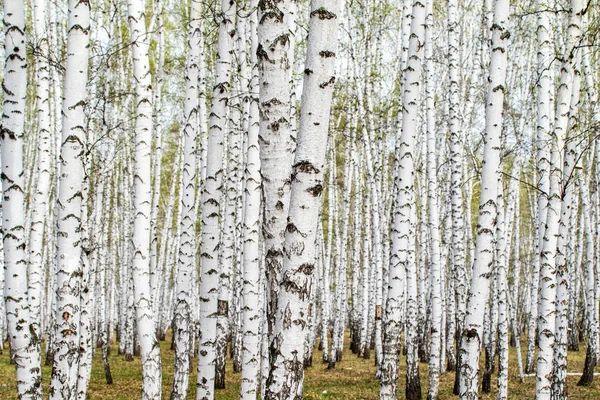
[49,0,90,396]
[458,0,509,396]
[257,0,296,383]
[2,1,43,397]
[265,0,339,396]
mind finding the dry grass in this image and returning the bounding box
[1,332,600,399]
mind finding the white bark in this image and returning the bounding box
[327,143,340,367]
[350,138,362,354]
[321,153,334,362]
[536,1,583,396]
[196,0,235,396]
[216,19,243,385]
[579,175,598,385]
[447,0,466,388]
[28,0,53,338]
[2,1,43,397]
[526,0,553,373]
[257,0,296,382]
[331,106,354,367]
[266,0,339,395]
[359,174,372,359]
[49,0,91,396]
[239,11,262,398]
[149,0,165,311]
[425,0,442,396]
[553,11,583,395]
[495,176,508,400]
[381,0,425,398]
[458,0,509,396]
[75,164,94,400]
[363,66,384,378]
[171,0,200,397]
[127,0,162,395]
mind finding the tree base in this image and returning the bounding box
[577,344,596,386]
[215,365,226,389]
[406,371,422,400]
[363,347,370,360]
[304,354,313,369]
[482,371,492,393]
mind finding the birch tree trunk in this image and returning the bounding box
[327,143,339,368]
[458,0,509,396]
[2,1,43,397]
[240,10,263,398]
[75,161,93,400]
[331,106,354,367]
[257,0,296,381]
[495,176,509,400]
[552,8,583,395]
[526,0,553,373]
[171,0,200,397]
[321,152,334,362]
[127,0,162,396]
[149,0,165,311]
[49,0,91,396]
[380,0,425,397]
[536,1,583,396]
[265,0,339,395]
[28,0,53,339]
[216,29,243,388]
[448,0,466,390]
[424,0,442,397]
[359,177,372,360]
[578,175,597,386]
[196,0,235,396]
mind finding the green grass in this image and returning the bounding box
[1,333,600,399]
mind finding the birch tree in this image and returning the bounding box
[265,0,340,395]
[536,1,583,397]
[127,0,162,396]
[49,0,91,396]
[2,1,43,397]
[257,0,297,380]
[551,4,583,397]
[239,10,263,399]
[196,0,235,396]
[526,0,553,373]
[424,0,443,396]
[458,0,509,396]
[578,174,597,386]
[28,0,53,339]
[380,0,425,398]
[447,0,467,389]
[171,0,201,397]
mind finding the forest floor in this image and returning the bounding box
[1,332,600,399]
